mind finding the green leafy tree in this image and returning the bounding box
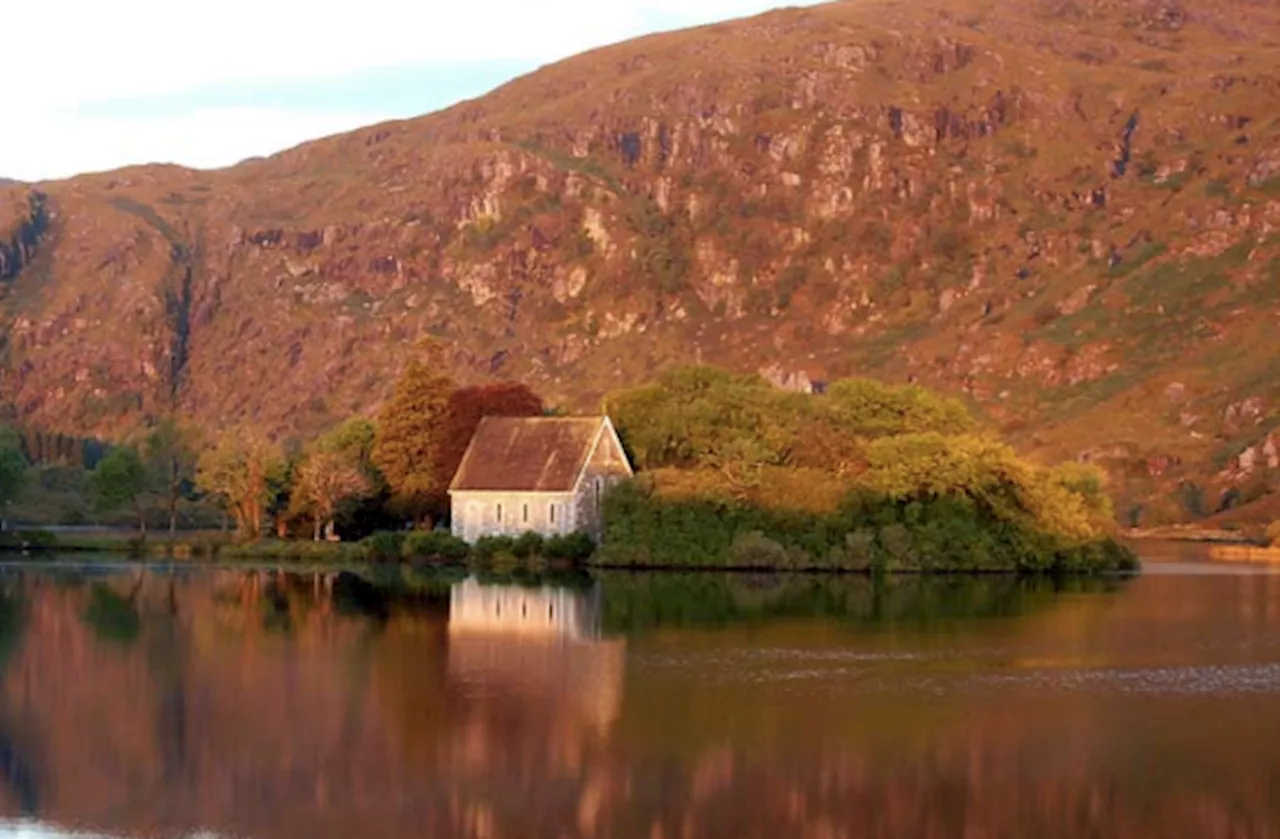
[605,366,803,478]
[822,378,975,438]
[142,418,198,537]
[0,428,27,528]
[195,432,285,539]
[89,446,152,535]
[372,358,456,524]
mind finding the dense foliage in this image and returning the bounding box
[0,427,26,514]
[372,357,456,523]
[89,447,150,534]
[195,433,286,539]
[289,419,377,540]
[602,366,1135,574]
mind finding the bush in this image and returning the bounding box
[403,530,470,563]
[543,532,597,563]
[728,531,790,569]
[512,531,545,560]
[363,531,406,563]
[1266,521,1280,547]
[473,535,517,562]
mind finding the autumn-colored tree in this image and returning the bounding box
[195,432,285,539]
[435,383,544,491]
[372,358,456,524]
[89,446,152,535]
[293,451,371,540]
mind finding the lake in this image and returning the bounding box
[0,544,1277,838]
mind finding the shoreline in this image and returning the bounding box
[0,540,1143,577]
[1123,527,1256,544]
[0,552,1142,579]
[0,523,1140,576]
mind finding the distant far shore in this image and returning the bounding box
[1124,527,1256,544]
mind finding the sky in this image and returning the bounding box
[2,0,817,183]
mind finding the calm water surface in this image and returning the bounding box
[0,543,1277,838]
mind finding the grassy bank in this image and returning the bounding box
[3,506,1138,576]
[0,528,596,568]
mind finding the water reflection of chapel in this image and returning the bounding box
[448,577,602,640]
[446,577,624,736]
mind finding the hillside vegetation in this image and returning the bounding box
[3,0,1280,523]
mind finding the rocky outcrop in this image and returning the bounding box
[0,191,49,283]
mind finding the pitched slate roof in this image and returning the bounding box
[448,417,605,493]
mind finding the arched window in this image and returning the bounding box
[496,503,503,523]
[549,503,557,524]
[522,503,529,523]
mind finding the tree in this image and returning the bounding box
[292,420,378,540]
[372,359,456,524]
[605,366,801,478]
[89,446,152,535]
[0,428,27,529]
[142,418,198,537]
[823,378,975,438]
[435,383,544,491]
[195,432,285,539]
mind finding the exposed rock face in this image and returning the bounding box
[0,191,48,283]
[2,0,1280,512]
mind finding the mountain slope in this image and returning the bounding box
[3,0,1280,522]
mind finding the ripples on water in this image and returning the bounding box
[0,550,1276,838]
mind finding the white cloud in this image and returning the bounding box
[14,0,806,107]
[3,1,817,180]
[3,108,382,182]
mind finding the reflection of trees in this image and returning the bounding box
[0,582,34,816]
[82,577,144,644]
[598,572,1126,634]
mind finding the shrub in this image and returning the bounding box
[877,524,918,571]
[843,529,877,570]
[403,530,470,563]
[512,531,546,560]
[363,531,406,563]
[728,531,789,569]
[473,535,517,562]
[543,532,597,563]
[1266,521,1280,547]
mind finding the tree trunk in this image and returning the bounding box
[168,472,179,539]
[313,517,322,542]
